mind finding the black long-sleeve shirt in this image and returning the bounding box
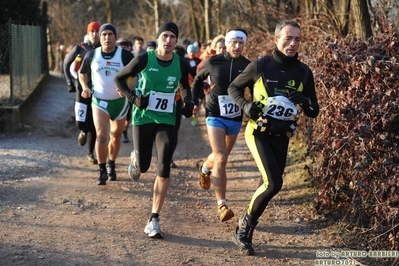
[191,52,251,121]
[63,42,99,90]
[228,49,319,118]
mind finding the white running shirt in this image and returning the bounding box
[91,47,124,100]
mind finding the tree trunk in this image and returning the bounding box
[187,0,198,41]
[339,0,350,35]
[317,0,333,13]
[153,0,159,34]
[214,0,222,35]
[204,0,210,41]
[351,0,373,37]
[103,0,112,23]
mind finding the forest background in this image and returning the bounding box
[2,0,399,263]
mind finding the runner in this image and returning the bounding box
[63,21,101,164]
[113,22,193,239]
[191,27,251,222]
[79,23,134,185]
[227,19,319,255]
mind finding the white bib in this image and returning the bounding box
[218,95,241,118]
[75,102,87,122]
[147,91,175,113]
[189,60,197,67]
[70,61,78,79]
[263,96,297,121]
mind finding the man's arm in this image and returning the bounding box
[114,53,147,97]
[63,45,79,92]
[78,51,93,98]
[178,57,192,103]
[228,60,258,109]
[191,59,211,105]
[301,68,319,118]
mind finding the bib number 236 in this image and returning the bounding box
[265,96,298,120]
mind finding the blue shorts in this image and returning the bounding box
[206,116,241,135]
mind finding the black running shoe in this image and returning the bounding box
[232,227,254,255]
[122,130,129,143]
[96,169,107,185]
[86,152,98,164]
[78,131,87,146]
[106,161,116,181]
[231,214,257,256]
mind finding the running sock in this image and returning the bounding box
[246,213,257,226]
[217,199,227,206]
[99,163,106,171]
[150,213,159,219]
[107,159,115,165]
[201,163,211,174]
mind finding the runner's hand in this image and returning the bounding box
[192,105,199,116]
[67,83,76,93]
[181,100,194,118]
[81,88,91,98]
[243,102,264,120]
[127,92,149,109]
[289,91,308,105]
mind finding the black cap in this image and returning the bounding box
[157,22,179,39]
[99,23,117,38]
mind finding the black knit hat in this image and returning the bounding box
[99,23,117,38]
[157,22,179,39]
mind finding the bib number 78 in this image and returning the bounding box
[155,98,169,110]
[147,91,175,113]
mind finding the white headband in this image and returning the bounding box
[225,30,247,45]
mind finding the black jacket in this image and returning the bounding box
[228,49,319,118]
[192,52,251,121]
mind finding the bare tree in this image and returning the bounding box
[102,0,112,23]
[45,0,399,51]
[214,0,222,35]
[204,0,211,41]
[351,0,373,37]
[143,0,159,34]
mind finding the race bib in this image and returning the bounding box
[147,91,175,113]
[189,60,197,67]
[99,100,108,109]
[264,96,297,121]
[75,102,87,122]
[218,95,241,118]
[69,62,78,80]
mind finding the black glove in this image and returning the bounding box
[181,100,194,118]
[127,92,149,109]
[67,83,76,93]
[243,101,264,120]
[289,91,308,106]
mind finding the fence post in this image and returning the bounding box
[8,18,13,106]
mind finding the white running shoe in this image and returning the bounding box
[128,150,140,181]
[144,218,163,239]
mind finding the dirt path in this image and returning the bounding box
[1,72,337,266]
